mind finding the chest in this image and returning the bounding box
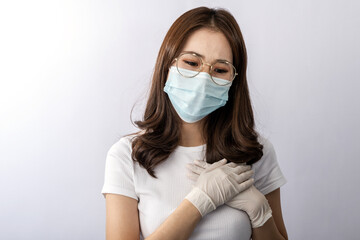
[133,151,252,240]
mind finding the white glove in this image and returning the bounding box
[185,159,254,217]
[186,160,272,228]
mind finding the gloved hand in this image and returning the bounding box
[186,160,272,228]
[184,159,254,218]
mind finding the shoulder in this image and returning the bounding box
[107,133,140,158]
[252,134,278,177]
[257,134,275,156]
[102,133,141,201]
[252,133,287,195]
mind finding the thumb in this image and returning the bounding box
[205,158,227,172]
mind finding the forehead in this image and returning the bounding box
[181,28,233,63]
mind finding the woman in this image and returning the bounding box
[101,6,288,240]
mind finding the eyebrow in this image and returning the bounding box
[182,51,232,63]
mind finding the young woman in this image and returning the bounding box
[101,7,288,240]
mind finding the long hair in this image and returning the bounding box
[129,6,263,178]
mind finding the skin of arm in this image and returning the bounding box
[251,188,288,240]
[105,187,288,240]
[105,194,141,240]
[145,199,202,240]
[187,159,289,239]
[105,194,201,240]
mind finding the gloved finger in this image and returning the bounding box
[186,174,198,182]
[204,158,227,172]
[186,172,199,182]
[233,169,254,184]
[236,177,254,193]
[227,162,247,168]
[193,160,209,169]
[232,165,252,174]
[194,160,208,169]
[227,162,238,168]
[185,163,203,175]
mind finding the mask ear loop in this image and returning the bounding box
[170,58,177,69]
[166,60,178,85]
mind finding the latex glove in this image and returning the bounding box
[186,160,272,228]
[184,159,254,218]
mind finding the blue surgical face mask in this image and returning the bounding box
[163,66,232,123]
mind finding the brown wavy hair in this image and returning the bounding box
[128,6,263,178]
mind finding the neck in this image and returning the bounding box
[179,119,206,147]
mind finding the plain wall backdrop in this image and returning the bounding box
[1,0,359,239]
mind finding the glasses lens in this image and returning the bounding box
[211,62,235,85]
[176,53,201,77]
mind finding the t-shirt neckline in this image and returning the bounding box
[174,144,206,153]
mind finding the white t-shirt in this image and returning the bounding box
[101,134,287,240]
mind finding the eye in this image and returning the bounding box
[213,68,228,74]
[184,60,199,67]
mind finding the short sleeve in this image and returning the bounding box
[101,136,138,201]
[252,136,287,195]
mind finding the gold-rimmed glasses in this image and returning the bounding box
[173,52,238,86]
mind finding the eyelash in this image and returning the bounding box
[184,60,199,67]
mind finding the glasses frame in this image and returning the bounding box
[173,52,238,86]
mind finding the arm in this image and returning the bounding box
[187,159,288,239]
[251,188,288,240]
[146,199,202,240]
[105,193,141,240]
[105,160,253,240]
[105,193,201,240]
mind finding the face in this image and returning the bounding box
[171,28,233,74]
[165,28,233,126]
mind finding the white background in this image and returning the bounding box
[1,0,359,239]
